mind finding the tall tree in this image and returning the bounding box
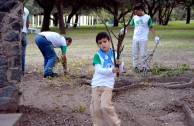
[159,0,177,25]
[53,13,58,27]
[64,0,84,28]
[55,0,66,34]
[143,0,159,18]
[183,0,194,24]
[34,0,54,31]
[73,14,79,27]
[97,0,132,27]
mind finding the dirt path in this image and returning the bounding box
[15,70,194,126]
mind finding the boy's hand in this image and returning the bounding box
[112,67,119,73]
[116,60,122,65]
[64,70,68,75]
[155,36,160,44]
[120,28,127,35]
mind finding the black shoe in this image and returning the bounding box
[140,67,147,74]
[44,73,58,78]
[132,67,139,73]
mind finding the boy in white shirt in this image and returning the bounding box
[121,3,159,74]
[90,32,124,126]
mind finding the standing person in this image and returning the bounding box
[90,32,124,126]
[121,3,160,74]
[34,31,72,78]
[21,7,30,75]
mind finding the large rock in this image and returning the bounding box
[0,0,18,12]
[0,85,19,112]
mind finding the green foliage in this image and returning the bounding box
[151,64,190,77]
[151,64,170,75]
[72,102,86,113]
[179,64,190,71]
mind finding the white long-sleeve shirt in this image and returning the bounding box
[91,52,124,88]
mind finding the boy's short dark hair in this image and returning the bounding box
[96,32,110,43]
[133,3,144,10]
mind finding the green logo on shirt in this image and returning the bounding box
[136,19,143,25]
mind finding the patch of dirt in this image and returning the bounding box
[14,69,194,126]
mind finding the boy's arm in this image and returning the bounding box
[148,18,160,44]
[149,27,156,37]
[94,64,113,75]
[93,53,115,75]
[150,27,159,44]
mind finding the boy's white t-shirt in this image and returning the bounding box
[38,31,66,48]
[130,14,153,41]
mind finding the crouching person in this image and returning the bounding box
[34,31,72,78]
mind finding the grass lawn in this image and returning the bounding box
[25,21,194,75]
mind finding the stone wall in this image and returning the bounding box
[0,0,22,113]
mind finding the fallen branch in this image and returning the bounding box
[113,83,146,92]
[113,77,194,92]
[182,104,194,126]
[167,100,194,126]
[149,78,194,89]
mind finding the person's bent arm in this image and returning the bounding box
[61,45,67,74]
[62,53,67,74]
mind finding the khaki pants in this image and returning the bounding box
[90,86,121,126]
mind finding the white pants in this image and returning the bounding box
[132,40,148,68]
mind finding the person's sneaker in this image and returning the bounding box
[44,73,59,78]
[132,67,139,73]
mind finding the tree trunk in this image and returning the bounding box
[163,16,170,25]
[41,10,51,31]
[158,9,162,25]
[66,13,74,28]
[73,14,79,28]
[34,0,54,31]
[55,0,66,34]
[66,6,80,28]
[186,6,191,24]
[113,16,119,27]
[53,13,58,27]
[113,8,118,27]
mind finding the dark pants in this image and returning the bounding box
[21,32,28,75]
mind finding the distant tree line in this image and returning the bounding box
[24,0,194,34]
